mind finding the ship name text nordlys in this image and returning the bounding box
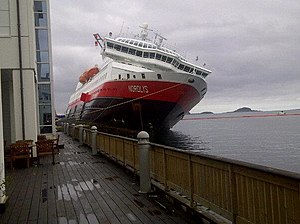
[128,85,149,94]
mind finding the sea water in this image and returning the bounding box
[155,110,300,173]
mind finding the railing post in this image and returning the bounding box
[71,124,76,139]
[78,124,83,145]
[66,123,69,136]
[91,126,98,155]
[137,131,151,193]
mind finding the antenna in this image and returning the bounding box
[139,23,153,41]
[119,21,124,36]
[154,32,167,47]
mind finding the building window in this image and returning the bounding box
[37,63,50,81]
[34,13,48,27]
[38,84,51,103]
[34,1,47,13]
[40,125,52,134]
[35,29,49,50]
[0,0,10,36]
[39,105,52,125]
[36,51,49,62]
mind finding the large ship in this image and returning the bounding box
[65,24,212,132]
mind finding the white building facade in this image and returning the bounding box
[0,0,55,205]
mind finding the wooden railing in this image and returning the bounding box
[69,126,300,223]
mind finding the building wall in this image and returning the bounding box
[1,0,55,144]
[0,0,38,144]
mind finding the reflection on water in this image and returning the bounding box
[154,129,211,151]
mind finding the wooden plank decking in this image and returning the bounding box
[0,134,189,224]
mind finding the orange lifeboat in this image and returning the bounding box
[79,66,100,84]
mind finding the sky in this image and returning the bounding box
[50,0,300,114]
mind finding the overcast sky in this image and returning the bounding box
[50,0,300,114]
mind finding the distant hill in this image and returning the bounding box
[231,107,260,113]
[189,111,214,115]
[200,111,214,115]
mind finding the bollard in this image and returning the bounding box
[137,131,151,193]
[78,124,83,145]
[71,124,76,139]
[91,126,98,155]
[66,123,69,136]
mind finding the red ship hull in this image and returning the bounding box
[66,80,202,131]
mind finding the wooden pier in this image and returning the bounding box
[73,125,300,224]
[0,135,189,224]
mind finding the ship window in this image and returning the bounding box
[121,46,129,53]
[118,74,121,79]
[149,53,155,59]
[125,40,130,43]
[141,73,145,79]
[202,73,208,78]
[107,42,113,48]
[129,40,134,44]
[133,41,138,46]
[128,48,136,55]
[133,75,136,78]
[190,68,194,73]
[143,52,149,58]
[166,57,173,64]
[156,54,162,60]
[114,44,121,51]
[138,42,143,47]
[136,50,142,57]
[161,55,167,62]
[196,70,202,75]
[127,74,130,79]
[157,74,162,79]
[143,43,147,48]
[178,64,184,70]
[184,66,191,72]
